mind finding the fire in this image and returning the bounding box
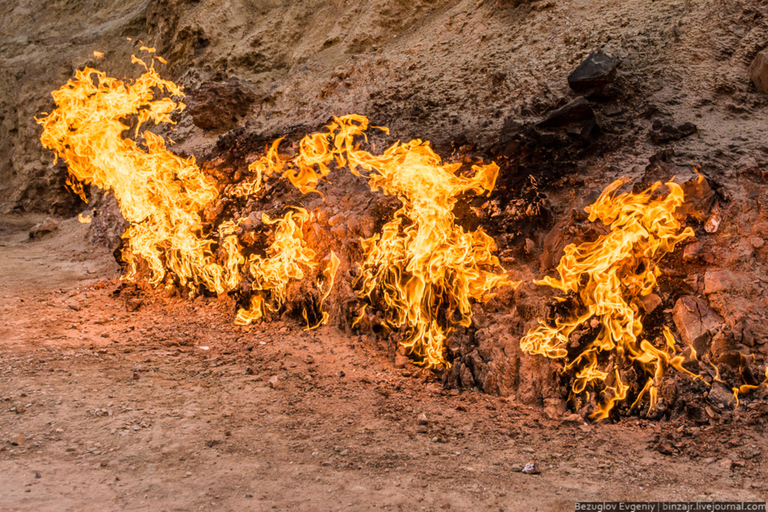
[37,54,321,325]
[227,114,515,366]
[287,115,513,368]
[520,179,694,420]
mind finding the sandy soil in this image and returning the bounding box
[1,217,766,511]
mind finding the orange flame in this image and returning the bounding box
[234,209,317,325]
[521,179,694,420]
[38,55,323,326]
[290,115,514,368]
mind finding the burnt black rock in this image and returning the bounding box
[649,118,697,144]
[567,52,618,92]
[536,96,595,128]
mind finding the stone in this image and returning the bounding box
[639,293,662,314]
[672,295,723,356]
[522,462,540,474]
[417,413,428,425]
[187,79,258,131]
[567,52,618,92]
[650,119,697,144]
[677,173,716,222]
[543,397,567,417]
[748,50,768,94]
[703,270,741,295]
[708,383,736,409]
[10,434,25,446]
[268,375,280,389]
[28,218,58,239]
[536,96,595,128]
[125,298,143,312]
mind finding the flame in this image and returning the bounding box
[303,251,340,330]
[224,114,514,366]
[521,179,694,420]
[77,213,92,224]
[234,209,317,325]
[38,55,322,326]
[93,51,105,59]
[286,115,513,368]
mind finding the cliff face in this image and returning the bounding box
[6,0,765,214]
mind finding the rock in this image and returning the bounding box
[459,362,475,389]
[567,52,618,92]
[28,218,58,239]
[522,462,540,474]
[708,383,736,409]
[125,297,143,312]
[536,96,595,128]
[543,397,567,418]
[677,173,716,222]
[748,50,768,94]
[187,79,258,131]
[394,352,410,369]
[704,203,721,234]
[562,413,583,423]
[683,241,701,262]
[417,413,428,425]
[703,270,742,295]
[716,458,734,471]
[650,119,697,144]
[66,299,81,311]
[639,293,662,314]
[268,375,280,389]
[672,295,723,356]
[10,434,25,446]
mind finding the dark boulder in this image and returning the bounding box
[567,52,618,92]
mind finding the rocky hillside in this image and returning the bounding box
[3,0,768,416]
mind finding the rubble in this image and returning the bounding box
[536,96,595,129]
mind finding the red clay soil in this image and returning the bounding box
[1,216,766,511]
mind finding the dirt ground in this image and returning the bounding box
[1,217,766,511]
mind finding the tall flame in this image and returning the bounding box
[224,114,514,366]
[286,115,513,368]
[521,179,694,420]
[37,55,320,324]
